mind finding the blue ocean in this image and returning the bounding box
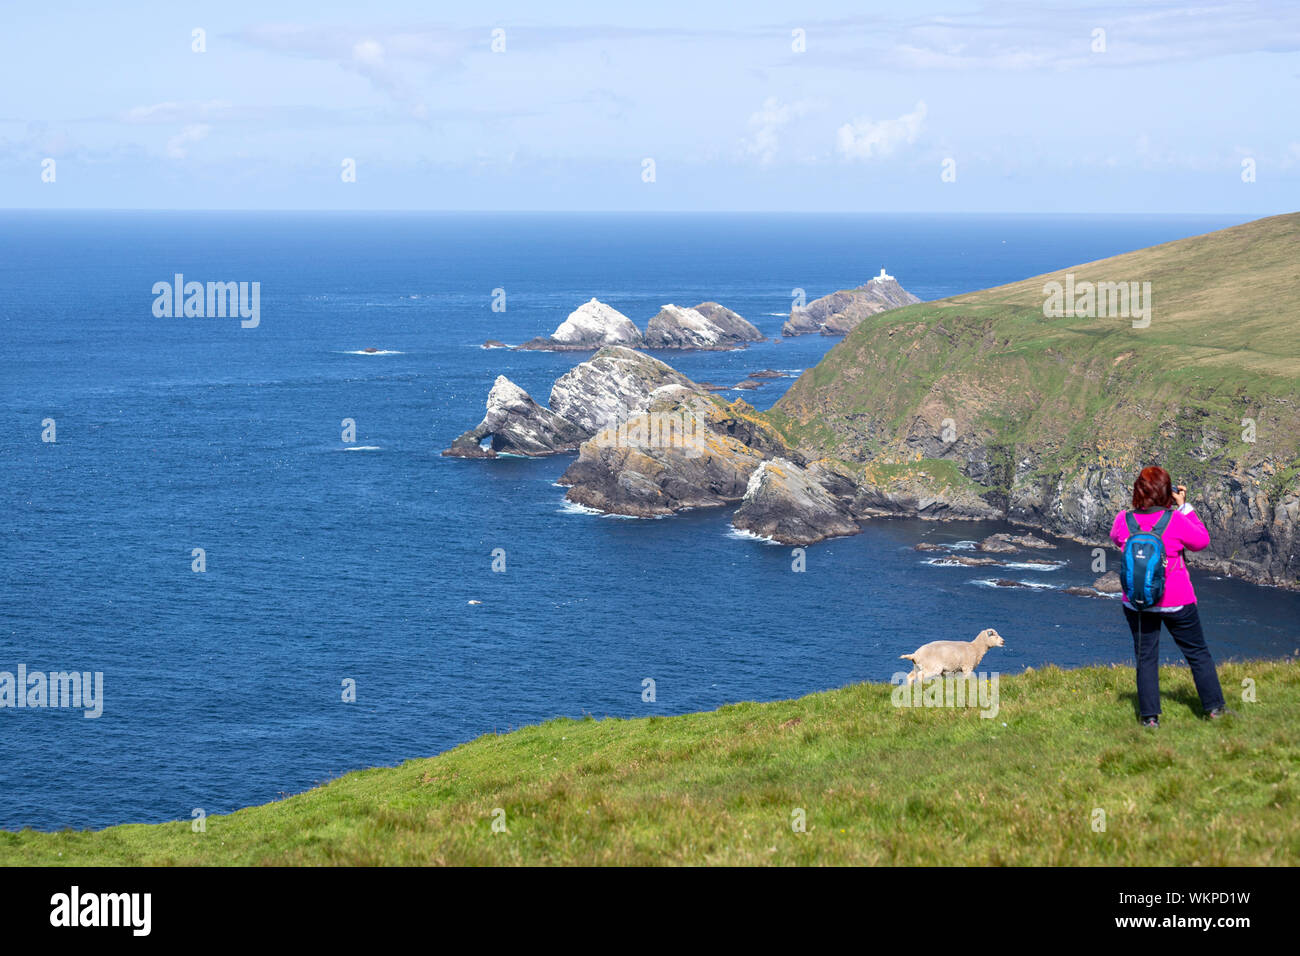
[3,211,1296,831]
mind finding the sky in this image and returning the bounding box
[2,0,1298,212]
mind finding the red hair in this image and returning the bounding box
[1132,466,1174,510]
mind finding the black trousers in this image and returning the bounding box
[1123,604,1226,719]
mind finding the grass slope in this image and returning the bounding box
[3,661,1296,865]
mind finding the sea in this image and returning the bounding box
[3,211,1296,831]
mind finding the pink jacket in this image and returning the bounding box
[1109,506,1210,608]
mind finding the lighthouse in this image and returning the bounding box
[872,267,894,283]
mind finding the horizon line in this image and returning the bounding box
[1,207,1281,217]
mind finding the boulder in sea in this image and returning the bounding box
[481,339,508,349]
[730,458,861,545]
[746,369,786,379]
[1093,571,1122,593]
[547,346,700,436]
[977,534,1021,554]
[783,275,920,336]
[936,555,1003,567]
[442,376,588,458]
[517,298,644,351]
[1007,533,1056,549]
[978,532,1057,553]
[1065,586,1103,598]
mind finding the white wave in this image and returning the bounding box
[343,445,382,451]
[764,312,789,316]
[341,349,403,355]
[726,525,781,545]
[556,500,661,519]
[972,578,1059,590]
[1003,561,1065,571]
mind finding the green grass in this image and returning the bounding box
[4,660,1296,866]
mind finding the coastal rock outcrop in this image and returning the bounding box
[846,470,1002,521]
[978,532,1056,553]
[644,302,763,350]
[558,391,770,516]
[442,376,589,458]
[1065,573,1124,599]
[548,346,701,436]
[783,275,920,336]
[518,298,644,351]
[1093,571,1122,593]
[731,458,861,544]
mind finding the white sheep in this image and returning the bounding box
[901,629,1005,685]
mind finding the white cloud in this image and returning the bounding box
[740,97,818,165]
[165,124,210,159]
[231,25,465,120]
[836,101,927,161]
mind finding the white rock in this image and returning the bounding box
[548,346,699,436]
[551,298,643,346]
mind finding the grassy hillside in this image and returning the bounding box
[769,213,1300,583]
[776,212,1300,460]
[3,661,1296,865]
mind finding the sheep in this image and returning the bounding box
[901,629,1005,685]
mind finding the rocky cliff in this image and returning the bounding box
[731,459,860,544]
[769,213,1300,588]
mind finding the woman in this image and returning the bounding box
[1109,466,1230,727]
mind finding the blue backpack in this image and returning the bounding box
[1120,510,1174,609]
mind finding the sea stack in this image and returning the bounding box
[518,298,644,350]
[783,274,920,336]
[442,376,589,458]
[644,302,763,350]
